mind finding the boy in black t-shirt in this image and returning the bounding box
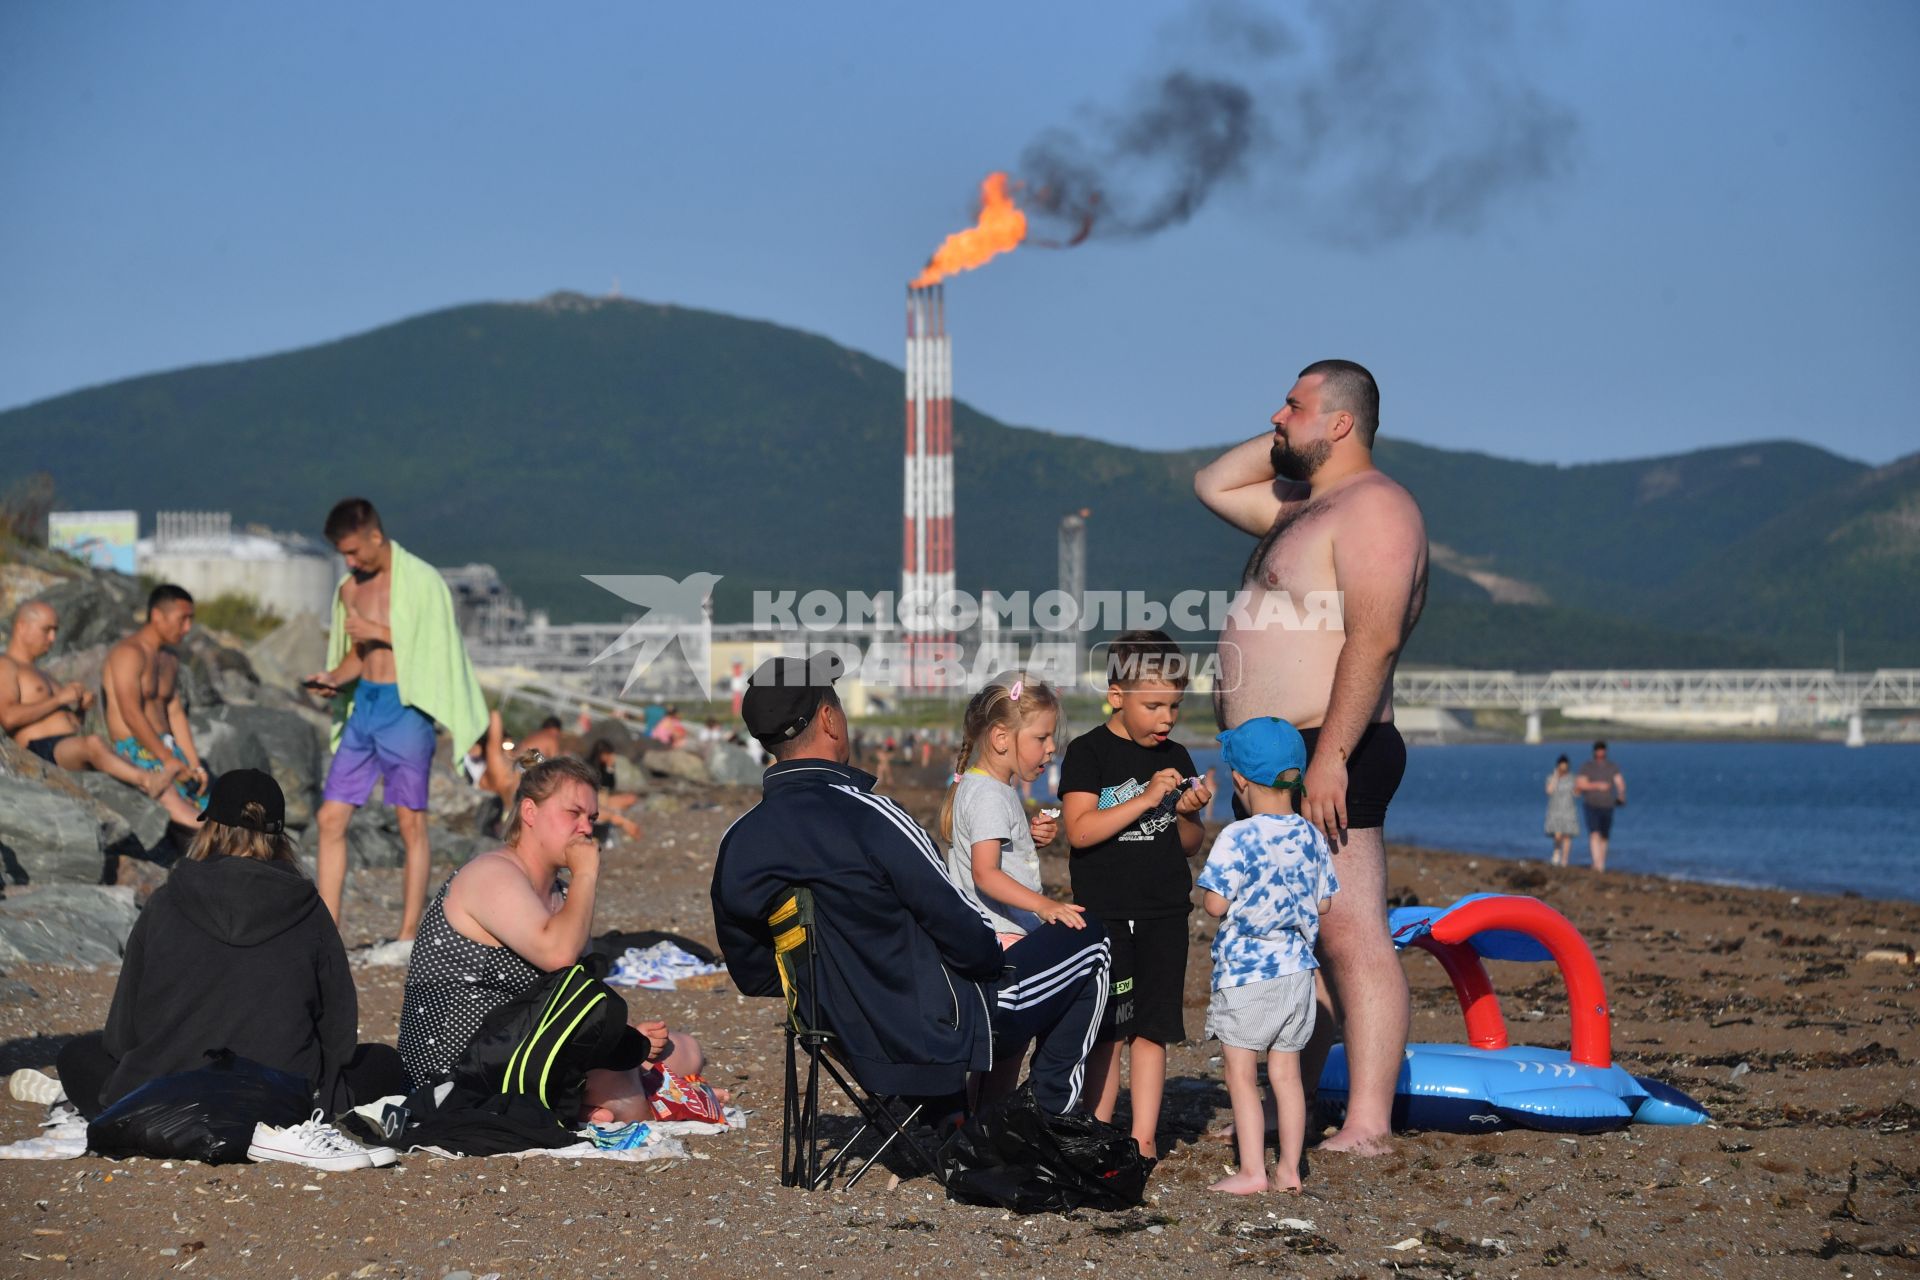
[1059,631,1214,1157]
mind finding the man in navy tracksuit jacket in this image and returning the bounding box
[711,655,1110,1112]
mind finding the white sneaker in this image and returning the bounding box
[9,1068,66,1106]
[248,1111,377,1171]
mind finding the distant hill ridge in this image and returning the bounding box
[3,292,1913,667]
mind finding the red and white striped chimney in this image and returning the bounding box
[904,284,954,686]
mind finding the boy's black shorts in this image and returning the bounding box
[1094,913,1189,1045]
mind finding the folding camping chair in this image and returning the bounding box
[767,885,948,1190]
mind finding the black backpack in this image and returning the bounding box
[450,961,640,1123]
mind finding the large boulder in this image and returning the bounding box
[244,614,329,692]
[73,772,171,855]
[706,743,764,787]
[0,737,159,867]
[181,628,262,707]
[644,748,711,785]
[428,767,500,836]
[171,631,226,712]
[0,562,65,621]
[28,574,142,657]
[194,715,272,777]
[429,824,488,869]
[0,775,110,884]
[296,806,404,871]
[195,704,327,828]
[0,885,140,967]
[584,717,638,752]
[293,809,487,875]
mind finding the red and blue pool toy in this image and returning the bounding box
[1315,893,1709,1133]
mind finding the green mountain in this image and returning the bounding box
[3,292,1912,668]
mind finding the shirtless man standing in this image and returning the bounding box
[306,498,485,944]
[1195,359,1428,1156]
[102,584,211,823]
[0,602,204,825]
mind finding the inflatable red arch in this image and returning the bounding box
[1398,894,1613,1069]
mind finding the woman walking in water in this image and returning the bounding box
[1544,754,1578,866]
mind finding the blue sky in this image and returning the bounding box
[2,0,1915,466]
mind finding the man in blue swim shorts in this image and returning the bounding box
[305,499,487,945]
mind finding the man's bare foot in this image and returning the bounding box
[1316,1127,1393,1155]
[144,760,183,799]
[1209,1169,1270,1195]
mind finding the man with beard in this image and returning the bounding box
[1194,360,1428,1157]
[305,498,486,945]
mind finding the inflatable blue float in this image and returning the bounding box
[1315,893,1708,1133]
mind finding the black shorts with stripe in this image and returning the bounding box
[1093,912,1189,1045]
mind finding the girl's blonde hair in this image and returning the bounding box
[936,671,1061,844]
[186,805,298,867]
[502,750,603,848]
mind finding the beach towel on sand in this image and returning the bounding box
[327,540,487,758]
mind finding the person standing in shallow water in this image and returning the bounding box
[1544,755,1579,867]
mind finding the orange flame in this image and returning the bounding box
[911,172,1028,287]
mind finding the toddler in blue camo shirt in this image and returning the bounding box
[1198,717,1337,1194]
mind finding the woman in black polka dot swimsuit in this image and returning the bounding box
[396,876,548,1089]
[395,754,604,1092]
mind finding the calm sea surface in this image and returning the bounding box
[1046,740,1920,902]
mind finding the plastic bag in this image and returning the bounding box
[940,1085,1151,1213]
[87,1051,312,1164]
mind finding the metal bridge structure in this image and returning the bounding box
[1392,669,1920,747]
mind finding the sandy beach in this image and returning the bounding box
[2,780,1915,1279]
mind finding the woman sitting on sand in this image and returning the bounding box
[395,752,707,1096]
[48,770,407,1119]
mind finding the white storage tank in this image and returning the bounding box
[137,511,342,622]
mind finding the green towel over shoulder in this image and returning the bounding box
[325,540,488,759]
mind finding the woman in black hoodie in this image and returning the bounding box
[55,770,406,1119]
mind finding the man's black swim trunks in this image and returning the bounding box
[1296,722,1406,830]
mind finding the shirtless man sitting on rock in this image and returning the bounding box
[0,601,203,826]
[102,584,211,825]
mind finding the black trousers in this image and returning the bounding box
[56,1032,409,1121]
[993,921,1112,1113]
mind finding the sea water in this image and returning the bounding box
[1046,739,1920,902]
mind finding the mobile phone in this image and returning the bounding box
[301,678,336,692]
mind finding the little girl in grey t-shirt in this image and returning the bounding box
[947,771,1047,936]
[935,673,1082,944]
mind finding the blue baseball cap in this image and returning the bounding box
[1216,717,1308,787]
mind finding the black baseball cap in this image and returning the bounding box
[202,768,284,835]
[741,652,846,745]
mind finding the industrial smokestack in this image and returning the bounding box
[904,284,955,689]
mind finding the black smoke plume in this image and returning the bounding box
[1017,0,1578,247]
